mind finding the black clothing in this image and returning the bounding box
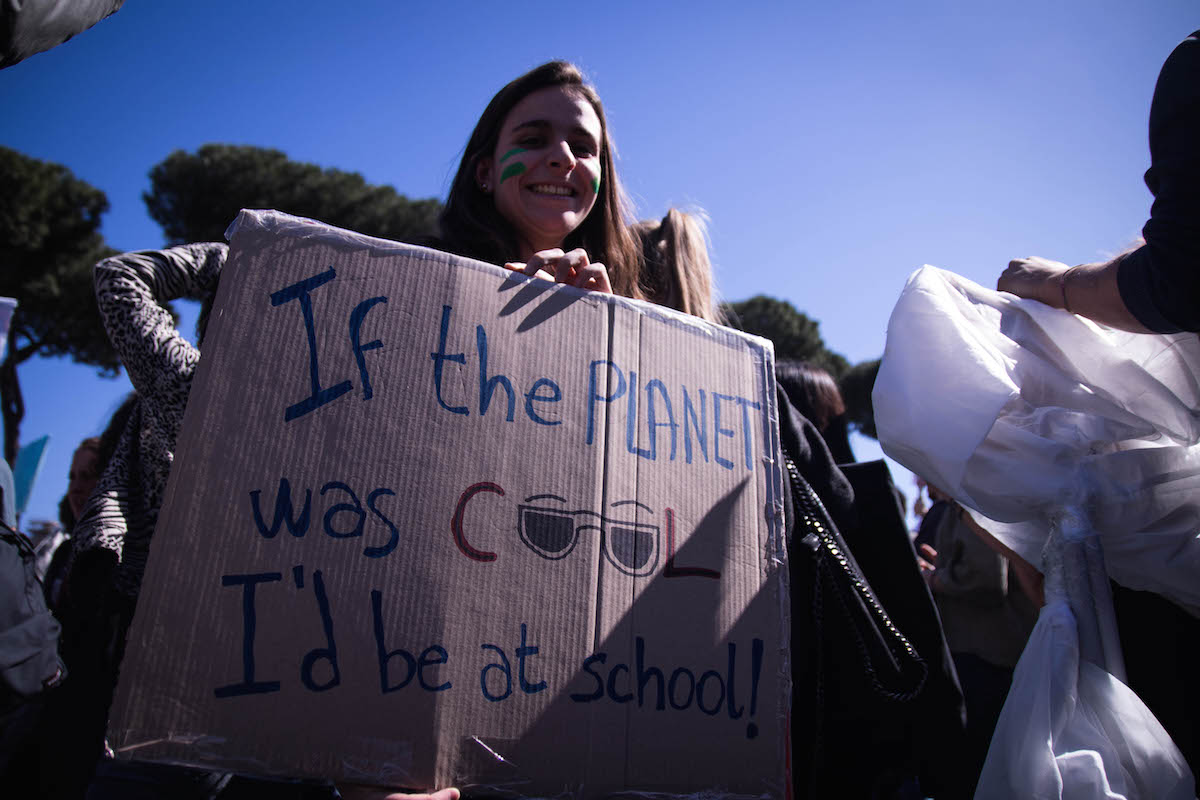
[1111,31,1200,785]
[1112,582,1200,780]
[913,499,948,553]
[1117,31,1200,333]
[780,392,966,798]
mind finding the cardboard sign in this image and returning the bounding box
[108,211,790,797]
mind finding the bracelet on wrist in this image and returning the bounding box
[1059,266,1079,313]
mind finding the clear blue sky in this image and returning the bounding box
[2,1,1196,524]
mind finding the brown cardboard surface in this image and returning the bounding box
[107,210,789,797]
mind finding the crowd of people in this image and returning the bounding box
[1,24,1198,800]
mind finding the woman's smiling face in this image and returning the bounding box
[478,86,603,260]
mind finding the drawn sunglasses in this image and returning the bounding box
[517,495,660,577]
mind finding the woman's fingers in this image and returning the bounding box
[552,248,589,284]
[338,785,460,800]
[572,262,612,294]
[997,256,1069,306]
[504,261,555,282]
[512,249,611,294]
[384,789,461,800]
[525,248,565,278]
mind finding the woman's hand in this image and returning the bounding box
[504,248,613,294]
[998,254,1151,332]
[997,256,1070,307]
[917,543,938,590]
[337,784,460,800]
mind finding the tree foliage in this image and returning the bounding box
[839,358,881,440]
[0,146,119,464]
[145,144,443,245]
[722,295,850,377]
[722,294,885,440]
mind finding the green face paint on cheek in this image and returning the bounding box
[499,147,526,164]
[500,162,526,184]
[591,165,601,195]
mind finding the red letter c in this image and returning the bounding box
[452,482,504,562]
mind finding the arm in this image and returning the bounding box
[998,255,1151,333]
[928,505,1008,606]
[959,508,1044,608]
[999,32,1200,332]
[93,243,227,398]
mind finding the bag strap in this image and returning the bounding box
[783,453,927,702]
[0,516,66,698]
[0,518,34,557]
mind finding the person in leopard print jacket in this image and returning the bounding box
[53,242,228,798]
[70,243,227,598]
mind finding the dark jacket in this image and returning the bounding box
[1117,31,1200,332]
[779,390,965,798]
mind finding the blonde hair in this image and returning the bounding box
[632,208,725,324]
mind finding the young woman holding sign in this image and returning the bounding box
[50,60,634,800]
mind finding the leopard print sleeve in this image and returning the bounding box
[76,243,229,597]
[93,243,228,400]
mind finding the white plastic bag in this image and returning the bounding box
[875,266,1200,614]
[874,266,1198,799]
[977,599,1191,800]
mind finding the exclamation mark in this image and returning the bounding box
[746,637,763,739]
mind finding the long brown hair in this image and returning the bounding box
[776,360,855,463]
[438,61,641,298]
[776,360,846,432]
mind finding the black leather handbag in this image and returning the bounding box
[785,451,965,799]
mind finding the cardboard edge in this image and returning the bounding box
[752,336,791,792]
[225,210,773,355]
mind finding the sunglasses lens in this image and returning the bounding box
[521,509,576,558]
[608,525,656,574]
